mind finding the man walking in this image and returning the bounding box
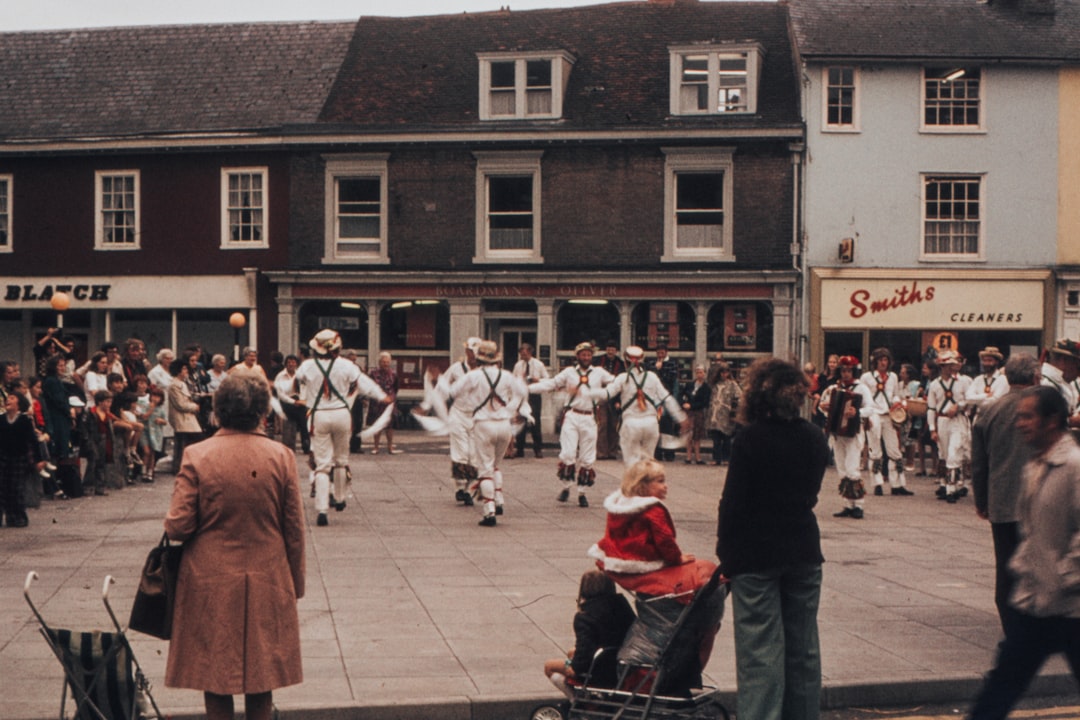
[513,343,548,458]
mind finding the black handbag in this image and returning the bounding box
[128,532,183,639]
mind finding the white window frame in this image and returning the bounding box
[477,51,575,121]
[474,151,543,264]
[221,167,269,249]
[921,66,985,133]
[0,175,11,253]
[920,173,985,262]
[669,44,764,116]
[662,147,735,263]
[94,170,140,250]
[323,154,390,265]
[822,66,860,132]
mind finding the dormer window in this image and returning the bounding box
[478,51,574,120]
[669,44,764,116]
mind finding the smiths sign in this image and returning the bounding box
[820,278,1043,329]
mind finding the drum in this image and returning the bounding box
[905,398,928,417]
[889,405,908,425]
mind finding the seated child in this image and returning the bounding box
[544,570,636,698]
[588,458,716,602]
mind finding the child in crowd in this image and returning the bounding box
[83,390,137,496]
[141,388,168,481]
[112,392,145,481]
[543,570,636,698]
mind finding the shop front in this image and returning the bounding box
[810,268,1052,373]
[268,271,798,426]
[0,273,258,371]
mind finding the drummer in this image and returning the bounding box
[859,348,913,497]
[820,356,874,519]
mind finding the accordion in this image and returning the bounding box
[827,388,862,438]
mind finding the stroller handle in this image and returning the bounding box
[23,570,39,596]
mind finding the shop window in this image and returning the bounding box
[632,302,695,351]
[176,310,240,361]
[0,175,11,252]
[662,148,734,262]
[379,301,451,391]
[323,154,389,264]
[706,302,773,354]
[95,171,139,250]
[923,67,982,131]
[298,301,369,359]
[474,151,543,263]
[477,51,574,120]
[221,167,268,249]
[556,301,620,359]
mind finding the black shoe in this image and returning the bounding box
[936,486,948,499]
[850,507,864,519]
[578,495,589,508]
[891,487,915,496]
[478,515,497,527]
[833,507,854,517]
[335,501,346,512]
[514,451,525,458]
[557,488,570,503]
[534,449,543,459]
[329,493,336,507]
[958,487,969,498]
[95,489,108,496]
[495,505,504,516]
[873,485,884,496]
[463,493,474,506]
[455,489,469,503]
[317,513,329,526]
[946,494,958,504]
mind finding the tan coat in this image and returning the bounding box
[166,381,203,434]
[164,429,305,695]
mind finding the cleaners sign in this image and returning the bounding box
[820,278,1043,329]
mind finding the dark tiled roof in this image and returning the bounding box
[320,1,801,130]
[0,21,355,141]
[789,0,1080,61]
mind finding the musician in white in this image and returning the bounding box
[859,347,912,497]
[295,329,388,527]
[965,346,1009,415]
[529,342,614,508]
[590,345,686,466]
[447,340,530,526]
[926,349,972,503]
[821,356,874,519]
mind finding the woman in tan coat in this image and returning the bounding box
[165,374,305,720]
[166,359,205,471]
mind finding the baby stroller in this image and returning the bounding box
[532,567,730,720]
[24,571,163,720]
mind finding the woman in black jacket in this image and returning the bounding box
[716,357,829,720]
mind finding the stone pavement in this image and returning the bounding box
[2,432,1074,720]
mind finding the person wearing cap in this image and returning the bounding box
[590,346,687,467]
[512,343,549,458]
[1040,338,1080,418]
[417,337,483,506]
[859,348,912,497]
[965,346,1009,415]
[295,329,388,527]
[529,341,615,508]
[820,356,874,519]
[927,349,973,503]
[447,340,530,526]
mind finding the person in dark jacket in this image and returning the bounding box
[716,357,829,720]
[544,569,635,697]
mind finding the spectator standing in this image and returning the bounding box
[706,361,741,465]
[594,341,625,460]
[652,344,680,461]
[680,365,710,465]
[716,357,829,720]
[513,343,548,458]
[366,351,400,455]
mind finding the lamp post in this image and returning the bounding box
[50,291,71,329]
[229,312,246,364]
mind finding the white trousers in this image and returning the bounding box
[448,406,476,466]
[474,420,512,517]
[830,433,864,482]
[312,407,351,514]
[619,414,660,467]
[559,410,598,469]
[865,413,902,462]
[936,414,970,471]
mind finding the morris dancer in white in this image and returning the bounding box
[859,347,912,496]
[822,356,874,519]
[422,337,483,506]
[295,329,387,527]
[965,346,1009,416]
[448,340,530,526]
[530,342,614,508]
[926,349,972,504]
[591,346,686,466]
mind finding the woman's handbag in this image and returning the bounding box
[128,532,183,639]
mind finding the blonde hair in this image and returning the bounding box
[621,458,665,497]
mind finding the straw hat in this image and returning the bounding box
[475,340,499,364]
[309,329,342,355]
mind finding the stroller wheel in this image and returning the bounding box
[695,699,730,720]
[530,704,566,720]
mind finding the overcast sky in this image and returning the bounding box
[3,0,687,32]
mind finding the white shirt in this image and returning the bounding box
[1042,362,1079,415]
[858,370,899,415]
[595,365,685,423]
[819,380,875,423]
[449,365,529,422]
[531,364,614,413]
[273,369,299,405]
[296,355,385,411]
[965,369,1009,411]
[927,373,973,427]
[513,356,549,383]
